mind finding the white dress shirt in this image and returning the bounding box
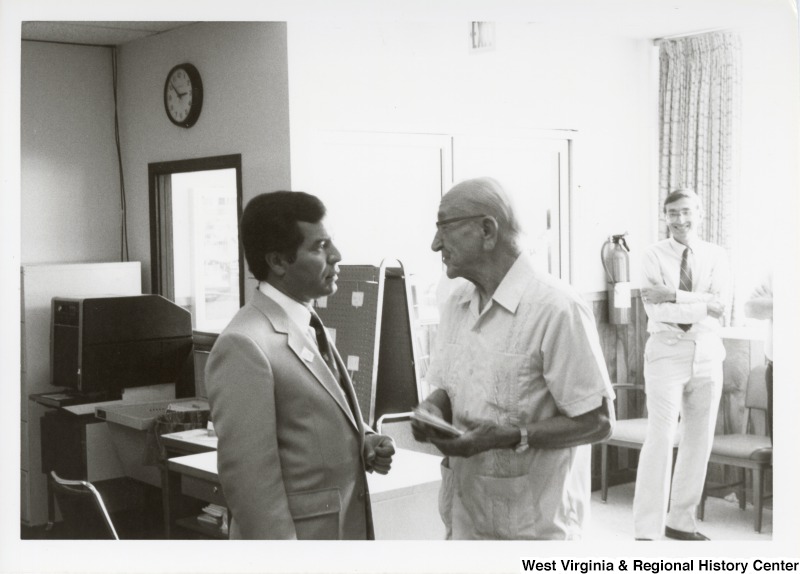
[641,237,731,334]
[258,282,316,344]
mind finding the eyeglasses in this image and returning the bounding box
[665,208,695,221]
[435,214,487,231]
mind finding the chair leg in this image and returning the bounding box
[753,468,763,533]
[698,487,706,521]
[46,478,56,531]
[601,444,609,503]
[738,467,746,510]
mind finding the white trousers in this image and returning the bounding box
[632,333,724,539]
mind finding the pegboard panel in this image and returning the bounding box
[313,263,423,427]
[314,265,383,424]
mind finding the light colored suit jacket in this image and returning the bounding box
[205,289,373,539]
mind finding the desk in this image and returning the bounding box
[158,429,219,538]
[160,428,218,455]
[165,442,445,540]
[36,400,130,528]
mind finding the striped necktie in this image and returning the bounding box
[309,312,358,417]
[678,246,693,331]
[309,312,340,380]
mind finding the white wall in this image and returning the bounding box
[19,22,292,294]
[288,21,659,293]
[20,43,123,265]
[20,16,796,296]
[288,15,800,295]
[736,10,800,299]
[117,22,292,291]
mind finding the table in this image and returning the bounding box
[159,429,219,538]
[160,428,218,455]
[163,434,445,540]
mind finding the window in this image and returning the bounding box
[149,155,243,333]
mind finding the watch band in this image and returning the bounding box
[515,426,529,453]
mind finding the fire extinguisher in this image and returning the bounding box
[601,233,631,325]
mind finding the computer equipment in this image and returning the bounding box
[50,295,194,397]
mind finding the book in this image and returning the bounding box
[411,409,464,438]
[197,513,222,526]
[202,503,227,518]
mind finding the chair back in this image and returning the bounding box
[745,364,769,411]
[49,471,120,539]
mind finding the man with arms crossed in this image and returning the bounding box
[634,188,730,541]
[412,177,615,540]
[205,191,395,539]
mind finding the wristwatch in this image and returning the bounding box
[515,426,530,453]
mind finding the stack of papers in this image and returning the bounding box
[410,409,463,438]
[197,503,229,536]
[201,503,227,519]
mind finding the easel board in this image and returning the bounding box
[313,263,421,425]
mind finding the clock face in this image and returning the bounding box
[164,64,203,128]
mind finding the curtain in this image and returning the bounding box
[659,32,747,488]
[658,30,742,322]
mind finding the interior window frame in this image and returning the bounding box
[148,154,244,334]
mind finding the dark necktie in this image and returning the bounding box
[678,247,693,331]
[309,312,340,380]
[309,312,357,417]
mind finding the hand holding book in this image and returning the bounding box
[411,407,463,440]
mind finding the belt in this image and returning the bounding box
[649,330,719,342]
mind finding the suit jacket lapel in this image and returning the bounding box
[328,340,365,431]
[251,289,360,432]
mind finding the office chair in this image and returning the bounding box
[49,471,120,540]
[700,364,772,532]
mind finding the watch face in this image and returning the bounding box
[164,64,203,127]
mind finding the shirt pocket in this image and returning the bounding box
[471,351,531,426]
[287,487,341,540]
[458,473,537,539]
[440,345,531,426]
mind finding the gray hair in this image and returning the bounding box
[445,177,522,240]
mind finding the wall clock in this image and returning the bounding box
[164,63,203,128]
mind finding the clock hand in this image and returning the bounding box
[170,80,186,98]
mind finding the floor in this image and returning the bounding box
[587,481,772,541]
[20,482,167,540]
[21,508,166,540]
[24,482,771,541]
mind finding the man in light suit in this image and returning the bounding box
[205,191,395,539]
[634,188,730,541]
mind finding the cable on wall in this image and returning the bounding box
[112,46,130,261]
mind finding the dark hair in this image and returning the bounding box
[240,191,326,281]
[663,188,701,212]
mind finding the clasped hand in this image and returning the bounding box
[363,434,395,474]
[706,300,725,318]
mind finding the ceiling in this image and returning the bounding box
[21,21,194,46]
[17,1,795,46]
